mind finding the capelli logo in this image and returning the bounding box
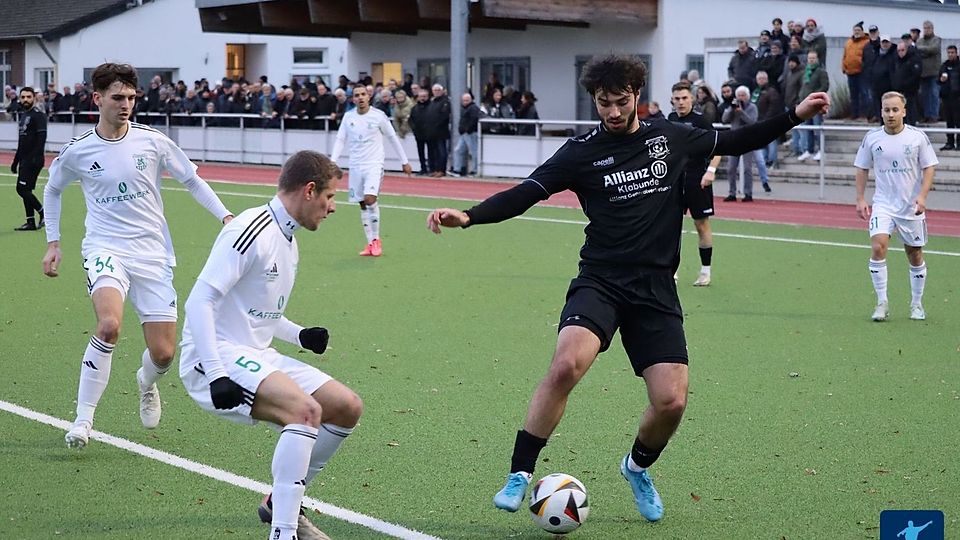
[593,156,615,167]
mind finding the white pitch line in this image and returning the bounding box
[0,399,442,540]
[5,178,960,257]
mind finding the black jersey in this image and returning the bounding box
[526,120,716,270]
[667,111,713,181]
[15,109,47,166]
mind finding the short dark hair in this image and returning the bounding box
[948,45,958,52]
[19,87,35,96]
[91,63,138,93]
[579,54,647,97]
[671,80,693,94]
[278,151,342,193]
[772,17,782,25]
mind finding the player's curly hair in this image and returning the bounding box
[579,54,647,97]
[91,63,138,93]
[279,150,343,193]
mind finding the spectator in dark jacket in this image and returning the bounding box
[516,91,539,135]
[696,84,719,125]
[314,83,337,129]
[480,88,515,134]
[426,84,451,176]
[759,40,786,92]
[870,36,897,120]
[861,26,882,120]
[453,93,482,176]
[755,71,784,167]
[798,50,829,160]
[892,41,923,125]
[783,55,805,156]
[409,89,432,173]
[802,19,827,64]
[940,45,960,149]
[728,40,758,90]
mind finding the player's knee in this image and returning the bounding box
[363,195,377,206]
[653,393,687,421]
[546,355,584,392]
[96,317,122,343]
[326,391,363,427]
[148,344,175,366]
[15,184,30,198]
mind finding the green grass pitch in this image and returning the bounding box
[0,176,957,539]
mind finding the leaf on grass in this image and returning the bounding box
[875,468,890,474]
[386,441,400,447]
[789,372,800,378]
[690,492,701,502]
[803,468,817,476]
[153,490,164,496]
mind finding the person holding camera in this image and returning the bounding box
[722,86,760,201]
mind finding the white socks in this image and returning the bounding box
[271,424,318,536]
[910,263,927,305]
[869,259,888,304]
[700,265,711,276]
[360,203,380,243]
[139,348,169,388]
[305,423,354,485]
[76,336,114,425]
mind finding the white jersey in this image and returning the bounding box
[854,125,938,220]
[331,108,409,167]
[180,199,299,360]
[44,122,230,265]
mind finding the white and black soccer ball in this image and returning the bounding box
[528,473,590,534]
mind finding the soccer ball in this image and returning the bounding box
[528,473,590,534]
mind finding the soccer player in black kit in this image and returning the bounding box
[11,87,47,231]
[667,80,723,286]
[427,55,829,522]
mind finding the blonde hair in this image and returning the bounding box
[881,91,906,106]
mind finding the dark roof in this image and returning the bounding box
[0,0,146,40]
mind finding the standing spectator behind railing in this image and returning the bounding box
[862,25,882,121]
[332,88,351,128]
[771,18,791,52]
[802,19,827,64]
[481,88,515,135]
[453,92,481,177]
[783,55,805,156]
[392,90,413,138]
[426,84,451,177]
[892,40,923,125]
[842,22,870,120]
[516,91,539,136]
[722,86,760,202]
[290,88,316,129]
[696,84,719,125]
[938,45,960,150]
[483,73,503,105]
[409,89,432,174]
[760,41,786,93]
[917,21,942,123]
[314,83,337,129]
[755,71,783,174]
[728,40,758,91]
[870,36,897,121]
[797,50,829,161]
[374,89,392,117]
[259,84,275,128]
[788,35,807,67]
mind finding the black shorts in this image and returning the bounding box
[558,268,688,376]
[16,163,42,190]
[682,177,714,220]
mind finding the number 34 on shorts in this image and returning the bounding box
[83,252,126,289]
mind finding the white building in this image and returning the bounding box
[2,0,348,92]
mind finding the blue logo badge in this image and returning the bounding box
[880,510,944,540]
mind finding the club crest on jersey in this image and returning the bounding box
[645,136,670,159]
[133,154,148,171]
[265,262,279,281]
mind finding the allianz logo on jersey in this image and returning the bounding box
[603,160,669,191]
[95,182,151,205]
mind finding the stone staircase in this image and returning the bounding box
[717,120,960,192]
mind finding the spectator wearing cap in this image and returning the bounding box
[756,30,773,61]
[843,22,871,119]
[789,20,804,42]
[910,28,920,44]
[892,39,923,125]
[869,35,897,120]
[916,20,942,122]
[771,18,791,52]
[728,40,758,90]
[939,45,960,150]
[802,19,827,64]
[861,25,882,120]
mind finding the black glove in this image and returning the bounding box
[299,327,329,355]
[209,376,247,410]
[10,162,17,174]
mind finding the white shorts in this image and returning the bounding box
[179,342,332,425]
[83,252,177,323]
[869,212,928,247]
[348,165,384,202]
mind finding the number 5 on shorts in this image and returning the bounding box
[235,356,261,372]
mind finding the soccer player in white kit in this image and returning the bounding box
[854,91,937,321]
[179,150,361,540]
[331,84,412,257]
[41,63,234,448]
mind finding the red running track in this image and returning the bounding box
[7,153,960,237]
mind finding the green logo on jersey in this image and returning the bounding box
[118,182,127,194]
[278,296,285,309]
[134,154,148,171]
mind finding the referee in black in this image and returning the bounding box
[667,80,723,286]
[12,86,47,231]
[427,54,829,522]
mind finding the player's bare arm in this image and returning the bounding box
[855,167,871,220]
[915,165,935,215]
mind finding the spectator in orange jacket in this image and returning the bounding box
[843,22,871,119]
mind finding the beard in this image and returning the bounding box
[603,107,637,134]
